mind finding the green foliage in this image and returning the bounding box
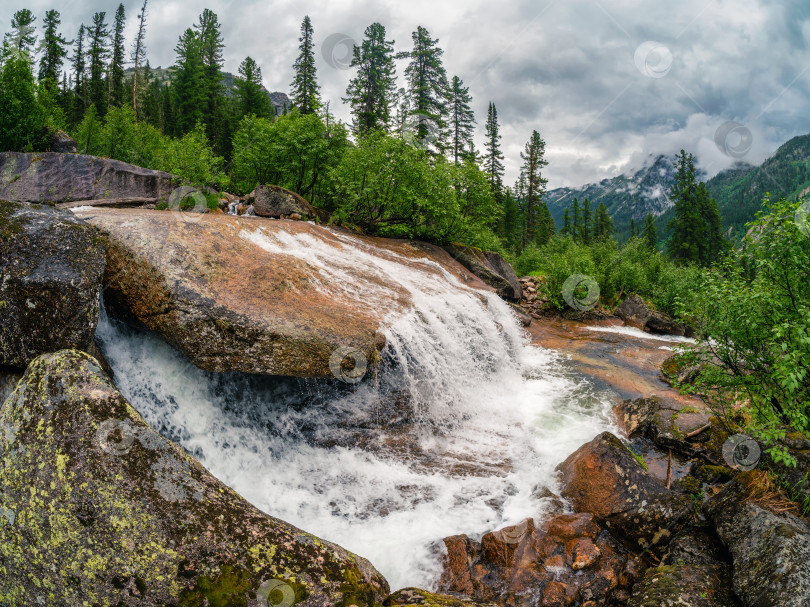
[690,196,810,459]
[38,10,68,85]
[327,130,499,246]
[235,56,272,119]
[0,50,47,151]
[448,75,475,164]
[73,105,225,188]
[231,110,348,199]
[513,234,704,317]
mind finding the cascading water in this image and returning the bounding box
[94,223,618,590]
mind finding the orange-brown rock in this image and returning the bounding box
[556,432,693,553]
[439,512,634,606]
[73,208,493,378]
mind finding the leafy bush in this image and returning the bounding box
[0,50,48,151]
[230,110,349,199]
[689,197,810,462]
[73,106,226,188]
[513,234,704,317]
[327,130,500,246]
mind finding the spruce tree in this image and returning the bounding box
[195,9,226,147]
[71,25,87,125]
[87,12,109,116]
[449,75,475,164]
[38,10,68,85]
[501,187,521,250]
[593,203,613,240]
[563,207,571,236]
[343,22,396,136]
[171,28,204,135]
[482,102,505,197]
[235,56,271,118]
[667,150,702,264]
[581,198,592,244]
[399,26,449,155]
[630,218,637,238]
[290,16,320,115]
[643,213,658,250]
[5,10,36,52]
[131,0,148,120]
[572,198,582,243]
[109,4,126,108]
[520,130,550,246]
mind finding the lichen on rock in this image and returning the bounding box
[0,349,389,606]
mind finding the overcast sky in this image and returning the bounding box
[6,0,810,188]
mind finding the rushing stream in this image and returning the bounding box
[94,225,618,590]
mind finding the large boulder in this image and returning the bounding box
[706,471,810,607]
[251,184,321,220]
[444,244,521,300]
[0,152,175,205]
[614,294,691,337]
[556,432,694,553]
[0,349,389,606]
[0,200,105,368]
[47,129,78,153]
[73,208,494,378]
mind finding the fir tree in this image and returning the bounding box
[109,4,126,108]
[482,102,505,197]
[696,182,727,264]
[630,218,637,238]
[643,213,658,251]
[343,22,397,136]
[195,9,226,147]
[667,150,703,264]
[38,10,68,85]
[562,207,571,236]
[5,10,36,52]
[235,56,271,118]
[131,0,148,120]
[520,130,550,246]
[399,26,449,155]
[501,187,521,250]
[449,75,475,163]
[593,203,613,240]
[581,198,592,244]
[171,28,204,135]
[572,198,582,242]
[71,25,87,125]
[87,12,110,116]
[290,16,320,115]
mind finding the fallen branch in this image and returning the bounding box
[685,422,712,439]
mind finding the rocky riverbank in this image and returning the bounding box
[2,153,809,606]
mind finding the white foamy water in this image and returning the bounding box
[584,324,696,343]
[95,224,618,590]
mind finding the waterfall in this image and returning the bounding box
[94,224,618,590]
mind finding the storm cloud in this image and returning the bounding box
[5,0,810,187]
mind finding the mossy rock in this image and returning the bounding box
[0,350,389,606]
[627,564,738,606]
[0,200,105,369]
